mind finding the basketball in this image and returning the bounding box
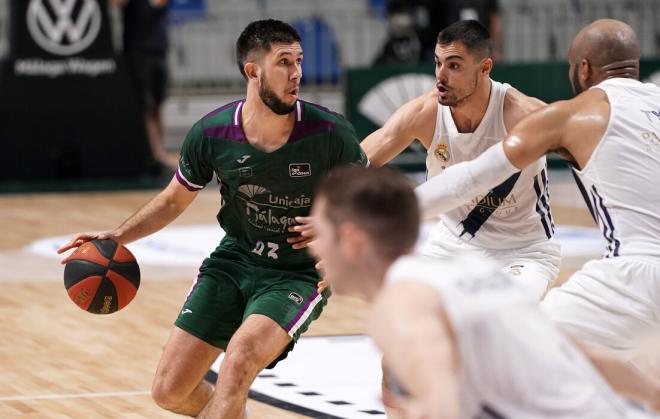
[63,239,141,314]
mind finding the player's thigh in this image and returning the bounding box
[244,267,328,367]
[153,326,223,397]
[175,256,249,351]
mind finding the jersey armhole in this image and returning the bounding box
[573,88,614,177]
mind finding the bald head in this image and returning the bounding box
[568,19,640,94]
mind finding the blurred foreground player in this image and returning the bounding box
[416,19,660,371]
[58,19,366,418]
[310,166,660,418]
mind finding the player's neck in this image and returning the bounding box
[358,260,393,302]
[449,78,492,133]
[241,97,296,153]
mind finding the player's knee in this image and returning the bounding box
[151,374,187,411]
[222,346,261,388]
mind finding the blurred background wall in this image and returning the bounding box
[0,0,658,188]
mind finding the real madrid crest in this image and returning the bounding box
[434,144,450,162]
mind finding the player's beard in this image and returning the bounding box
[570,65,584,96]
[259,74,296,115]
[438,72,479,107]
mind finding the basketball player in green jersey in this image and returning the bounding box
[58,19,366,418]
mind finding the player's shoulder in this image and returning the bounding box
[504,87,546,114]
[299,100,343,124]
[298,100,358,139]
[383,89,438,138]
[402,89,439,119]
[199,100,243,131]
[503,88,546,131]
[521,91,608,137]
[181,99,246,143]
[542,89,609,123]
[563,89,610,129]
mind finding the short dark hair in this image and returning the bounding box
[236,19,302,80]
[437,20,492,59]
[316,166,420,261]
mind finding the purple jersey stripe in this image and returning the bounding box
[203,100,243,120]
[176,169,204,191]
[202,124,249,143]
[285,289,320,333]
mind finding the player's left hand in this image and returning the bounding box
[287,216,316,249]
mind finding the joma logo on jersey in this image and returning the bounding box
[289,163,311,178]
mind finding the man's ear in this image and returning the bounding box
[244,62,259,81]
[580,58,592,86]
[481,57,493,76]
[339,222,365,257]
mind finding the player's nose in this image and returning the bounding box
[291,63,302,80]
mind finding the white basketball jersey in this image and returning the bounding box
[572,78,660,259]
[426,80,553,249]
[386,255,651,419]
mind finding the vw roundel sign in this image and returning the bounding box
[26,0,102,56]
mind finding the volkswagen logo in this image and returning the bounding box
[26,0,102,56]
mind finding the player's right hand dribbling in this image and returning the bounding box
[56,231,117,263]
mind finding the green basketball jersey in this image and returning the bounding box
[176,100,367,268]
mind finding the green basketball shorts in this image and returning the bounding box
[174,240,329,367]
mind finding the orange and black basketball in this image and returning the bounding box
[63,239,140,314]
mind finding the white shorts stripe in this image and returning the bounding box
[287,293,323,338]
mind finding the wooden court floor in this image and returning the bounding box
[0,176,594,418]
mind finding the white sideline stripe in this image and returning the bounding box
[0,390,151,401]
